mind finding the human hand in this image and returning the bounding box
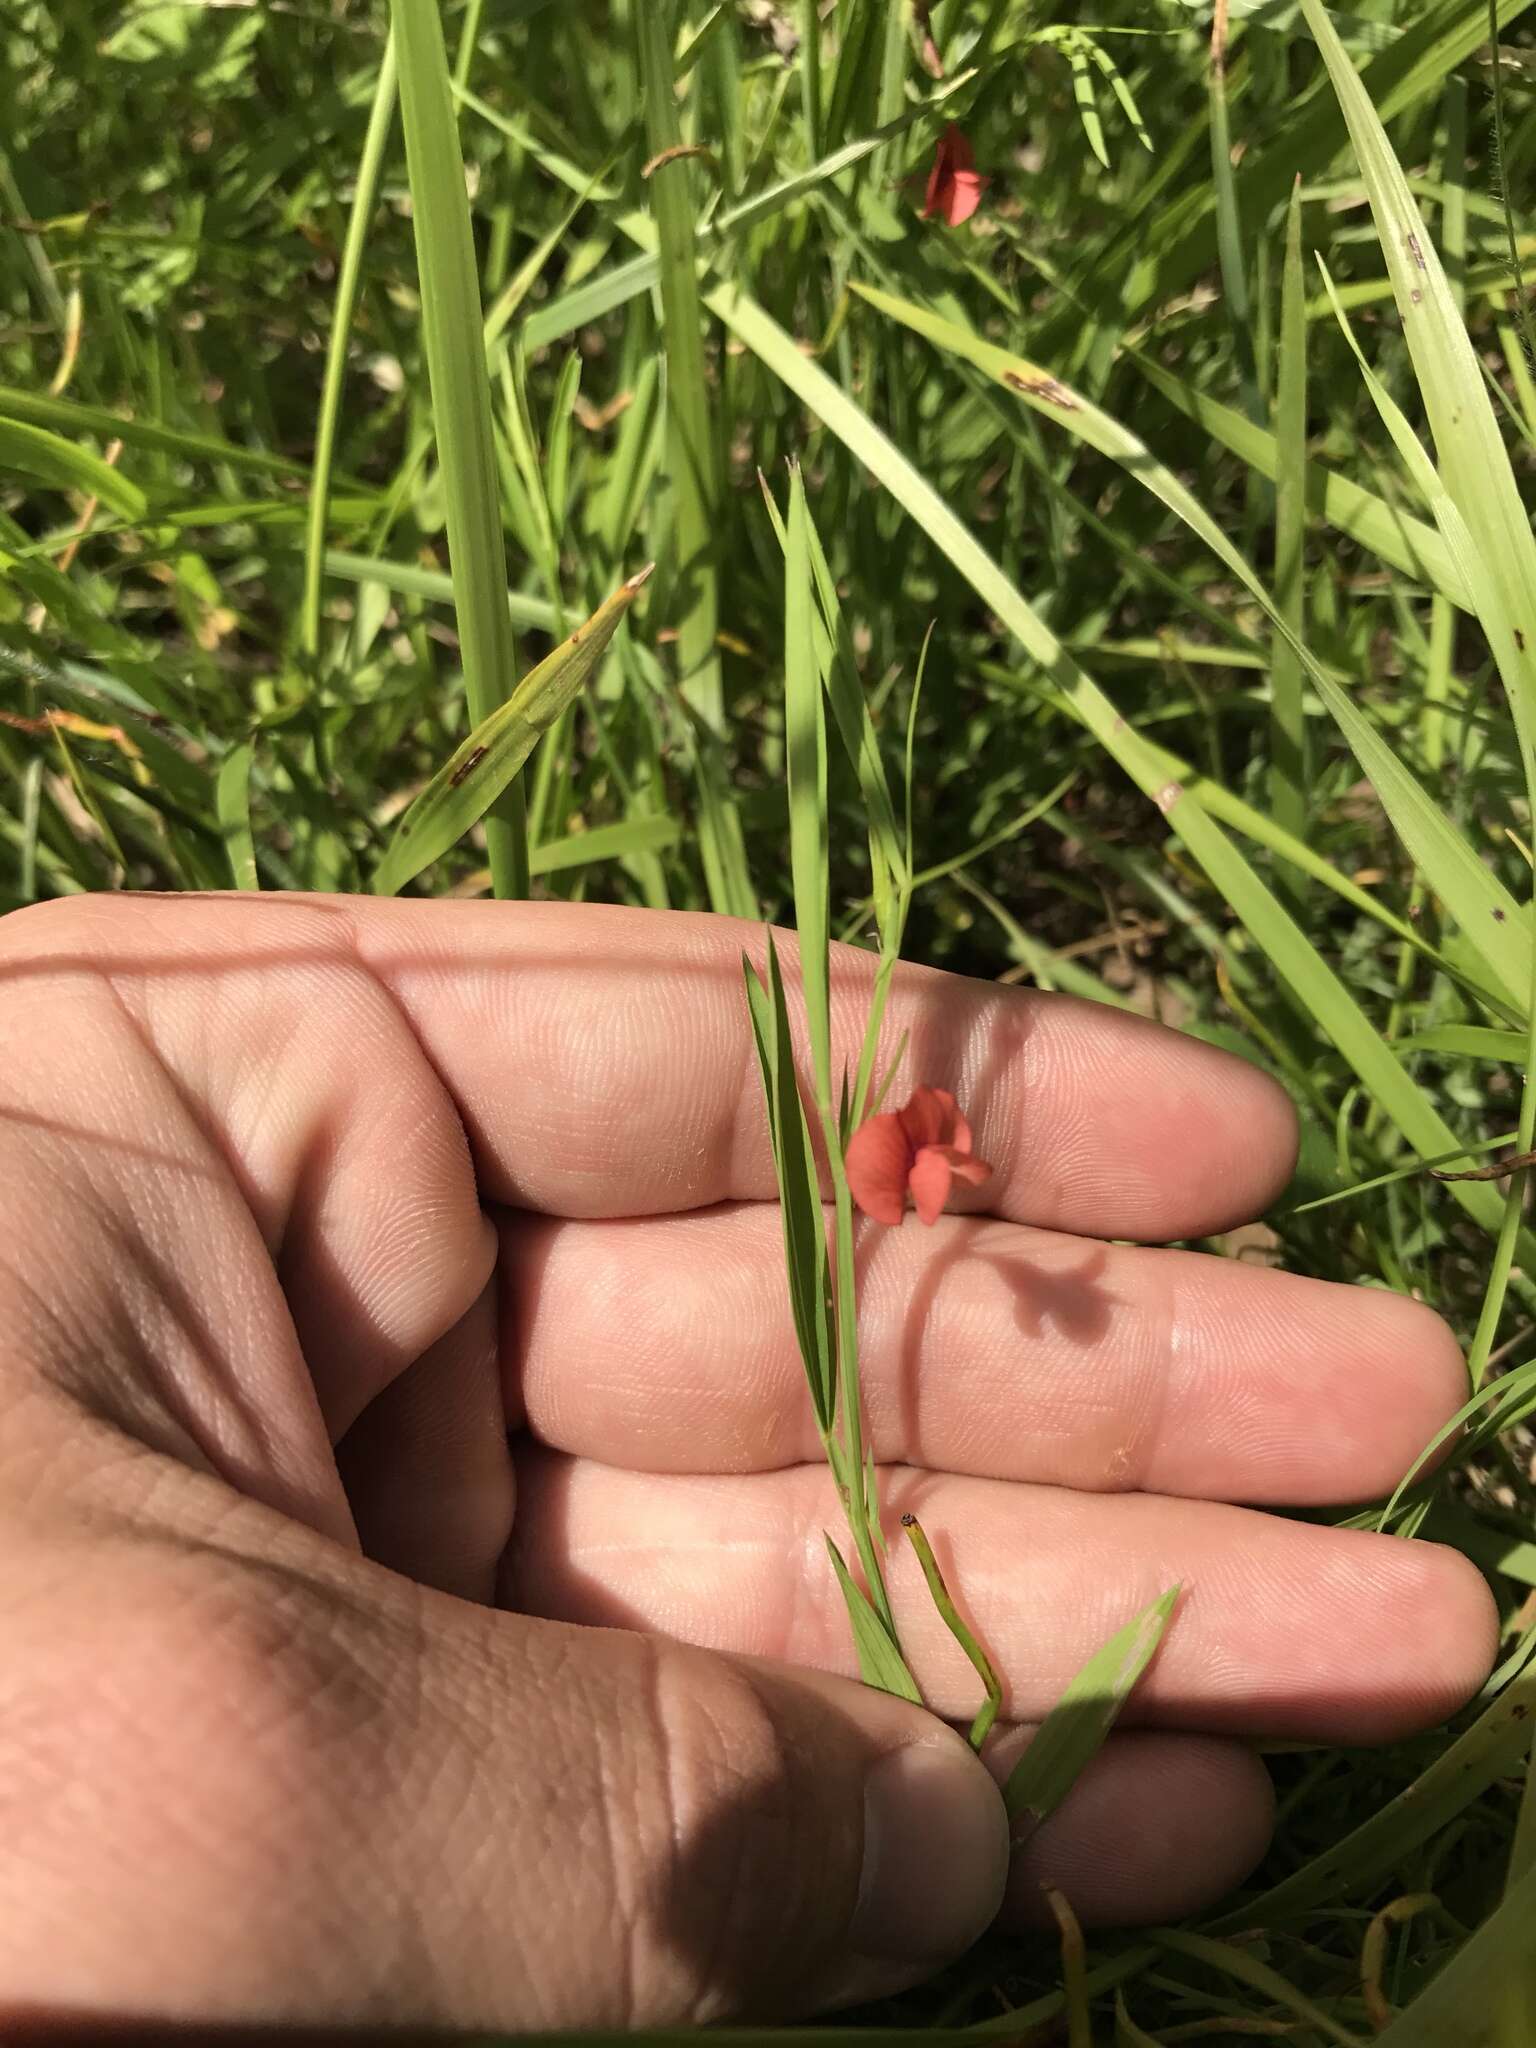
[0,895,1494,2033]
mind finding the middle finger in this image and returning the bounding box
[504,1204,1465,1505]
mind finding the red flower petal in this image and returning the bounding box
[943,168,987,226]
[898,1084,958,1151]
[845,1111,913,1226]
[907,1144,956,1226]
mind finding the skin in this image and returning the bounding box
[0,893,1497,2034]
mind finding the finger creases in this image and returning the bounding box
[509,1451,1498,1744]
[504,1203,1467,1505]
[356,898,1298,1237]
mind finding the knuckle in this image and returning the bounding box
[598,1640,855,2024]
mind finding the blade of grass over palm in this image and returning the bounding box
[900,1515,1001,1751]
[1217,1662,1536,1930]
[1002,1588,1179,1830]
[705,274,1516,1240]
[323,550,558,631]
[851,281,1531,1011]
[1152,1932,1366,2048]
[1271,177,1308,866]
[389,0,527,898]
[637,0,723,734]
[215,742,258,891]
[0,419,145,522]
[824,1536,923,1704]
[784,465,832,1106]
[372,568,650,897]
[1127,352,1468,608]
[302,37,397,670]
[743,943,835,1435]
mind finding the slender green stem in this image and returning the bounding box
[901,1515,1001,1749]
[636,0,724,734]
[302,36,398,671]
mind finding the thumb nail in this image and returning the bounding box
[831,1736,1008,2005]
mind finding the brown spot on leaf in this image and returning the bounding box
[1407,231,1426,270]
[1003,368,1081,411]
[1155,780,1183,816]
[449,744,487,788]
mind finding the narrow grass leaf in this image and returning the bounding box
[323,549,558,632]
[1271,177,1309,862]
[825,1536,923,1704]
[1374,1862,1536,2045]
[901,1514,1001,1750]
[302,39,397,669]
[743,938,836,1435]
[1153,1931,1367,2048]
[1002,1587,1179,1829]
[785,465,832,1106]
[372,567,650,896]
[1217,1662,1536,1928]
[215,741,259,891]
[637,0,723,733]
[0,419,145,522]
[390,0,528,897]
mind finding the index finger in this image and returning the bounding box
[20,894,1295,1240]
[362,899,1293,1238]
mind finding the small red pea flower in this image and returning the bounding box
[845,1085,992,1227]
[918,126,990,227]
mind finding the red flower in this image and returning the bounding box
[919,126,990,227]
[845,1085,992,1227]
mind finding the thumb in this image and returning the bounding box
[7,1508,1007,2032]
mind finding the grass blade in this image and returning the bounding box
[215,741,258,891]
[901,1514,1002,1751]
[825,1535,923,1704]
[1271,175,1309,867]
[372,567,650,897]
[1002,1587,1180,1831]
[637,0,723,734]
[301,40,397,676]
[390,0,528,897]
[0,418,145,522]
